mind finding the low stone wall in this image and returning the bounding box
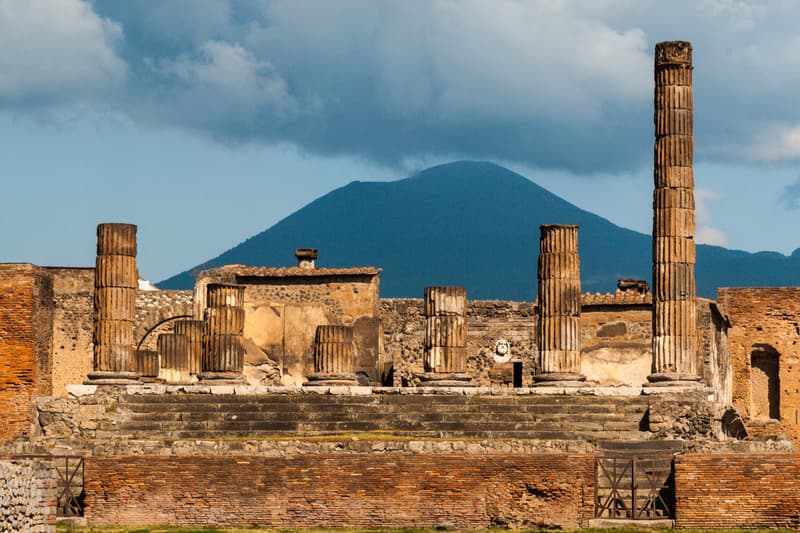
[675,453,800,529]
[83,453,594,529]
[0,457,58,533]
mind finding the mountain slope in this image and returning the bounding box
[159,161,800,299]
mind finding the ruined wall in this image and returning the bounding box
[382,296,658,387]
[382,299,537,386]
[0,264,53,440]
[0,457,58,533]
[48,268,93,397]
[718,287,800,440]
[134,290,193,350]
[580,295,652,386]
[83,453,594,529]
[196,267,381,385]
[675,453,800,529]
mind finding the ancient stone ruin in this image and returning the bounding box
[2,40,800,531]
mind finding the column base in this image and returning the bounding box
[415,372,476,387]
[533,372,586,387]
[303,372,360,387]
[84,371,140,385]
[645,372,702,387]
[197,371,246,385]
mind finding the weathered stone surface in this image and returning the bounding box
[96,223,137,257]
[173,319,203,375]
[537,225,583,381]
[314,325,355,374]
[206,283,245,308]
[650,41,698,383]
[94,255,137,288]
[424,286,468,375]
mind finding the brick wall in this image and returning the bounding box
[675,453,800,529]
[718,287,800,440]
[0,264,53,440]
[84,453,594,529]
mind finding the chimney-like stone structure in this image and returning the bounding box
[200,283,246,383]
[157,333,191,384]
[296,248,318,269]
[534,224,585,386]
[304,325,359,386]
[417,286,473,386]
[87,223,140,384]
[174,319,203,376]
[649,41,701,386]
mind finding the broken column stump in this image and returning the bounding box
[87,223,140,384]
[648,41,701,386]
[158,333,191,385]
[303,325,359,386]
[416,286,474,387]
[534,224,585,386]
[199,283,246,384]
[174,319,203,376]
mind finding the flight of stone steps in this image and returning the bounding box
[116,391,652,442]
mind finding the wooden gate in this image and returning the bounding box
[595,455,674,520]
[56,456,85,517]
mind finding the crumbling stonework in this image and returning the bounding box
[195,265,381,385]
[47,268,93,398]
[718,287,800,440]
[0,457,57,533]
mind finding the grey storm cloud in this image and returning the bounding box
[4,0,800,174]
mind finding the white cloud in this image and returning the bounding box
[695,188,729,246]
[0,0,126,106]
[744,123,800,162]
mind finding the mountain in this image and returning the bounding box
[159,161,800,300]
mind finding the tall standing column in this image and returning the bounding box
[534,224,585,386]
[87,223,140,384]
[416,286,473,387]
[199,283,246,383]
[649,41,701,385]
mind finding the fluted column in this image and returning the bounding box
[303,325,359,386]
[135,349,159,382]
[157,333,191,384]
[534,224,585,385]
[87,223,140,384]
[174,319,203,375]
[199,283,246,383]
[416,286,473,386]
[649,41,701,385]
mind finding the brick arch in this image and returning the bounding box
[134,292,194,349]
[136,314,194,352]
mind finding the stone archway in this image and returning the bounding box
[750,343,780,420]
[134,292,194,351]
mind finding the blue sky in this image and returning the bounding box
[3,1,800,282]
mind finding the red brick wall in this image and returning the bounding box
[718,287,800,440]
[84,454,594,529]
[675,453,800,529]
[0,264,53,440]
